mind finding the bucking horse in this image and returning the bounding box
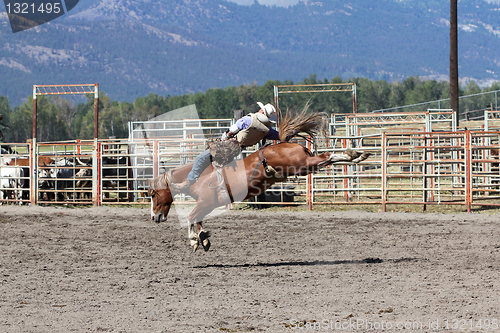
[148,109,371,252]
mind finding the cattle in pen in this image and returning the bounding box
[48,159,79,201]
[4,156,54,201]
[0,165,24,204]
[35,158,87,202]
[74,157,130,200]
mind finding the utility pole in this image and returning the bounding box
[450,0,459,125]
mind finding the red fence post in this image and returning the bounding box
[466,130,472,213]
[29,141,35,206]
[97,142,102,206]
[381,132,387,212]
[307,138,312,211]
[343,139,349,202]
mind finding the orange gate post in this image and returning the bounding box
[307,138,312,211]
[465,130,472,213]
[381,132,387,212]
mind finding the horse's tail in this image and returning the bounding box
[278,102,328,142]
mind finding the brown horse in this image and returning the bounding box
[148,112,370,252]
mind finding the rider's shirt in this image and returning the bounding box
[235,113,279,147]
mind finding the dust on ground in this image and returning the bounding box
[0,205,499,332]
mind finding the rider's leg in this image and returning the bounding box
[175,150,212,190]
[188,149,212,182]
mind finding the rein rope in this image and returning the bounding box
[208,163,233,204]
[208,166,225,189]
[248,149,266,183]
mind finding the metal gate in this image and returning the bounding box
[1,131,500,212]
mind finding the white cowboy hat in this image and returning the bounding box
[256,102,277,123]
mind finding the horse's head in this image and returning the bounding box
[148,177,173,222]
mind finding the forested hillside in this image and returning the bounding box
[0,76,498,143]
[1,0,500,106]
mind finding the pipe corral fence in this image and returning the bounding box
[1,109,500,212]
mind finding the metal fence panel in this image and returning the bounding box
[2,122,500,213]
[0,143,31,205]
[36,141,94,205]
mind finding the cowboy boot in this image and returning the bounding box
[174,179,194,191]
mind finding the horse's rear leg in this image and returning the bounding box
[316,149,370,168]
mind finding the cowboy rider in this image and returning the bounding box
[174,102,279,190]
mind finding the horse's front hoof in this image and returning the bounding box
[193,243,200,253]
[198,230,211,252]
[202,239,211,252]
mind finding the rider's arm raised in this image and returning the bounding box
[224,117,251,139]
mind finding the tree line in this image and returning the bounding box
[0,75,499,143]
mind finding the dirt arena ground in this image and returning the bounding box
[0,205,499,332]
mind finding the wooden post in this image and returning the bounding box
[450,0,459,125]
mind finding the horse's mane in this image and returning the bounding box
[149,163,194,190]
[278,103,328,142]
[149,174,168,190]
